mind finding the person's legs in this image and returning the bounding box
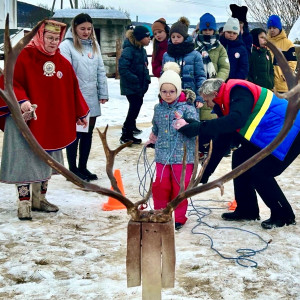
[170,164,194,226]
[66,133,89,181]
[120,94,143,144]
[152,163,172,210]
[251,134,300,228]
[222,145,260,220]
[78,117,98,180]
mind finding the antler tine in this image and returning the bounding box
[193,140,213,187]
[96,127,133,194]
[187,136,199,189]
[4,15,43,88]
[178,144,187,194]
[266,40,297,89]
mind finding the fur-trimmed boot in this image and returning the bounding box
[32,181,59,213]
[16,184,32,220]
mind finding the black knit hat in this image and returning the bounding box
[230,4,248,24]
[169,17,190,39]
[133,26,151,41]
[250,28,266,47]
[73,13,93,26]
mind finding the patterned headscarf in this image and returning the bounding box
[26,20,67,56]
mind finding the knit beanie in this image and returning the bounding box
[250,28,266,47]
[230,4,248,24]
[223,17,240,34]
[133,26,151,41]
[159,62,182,98]
[169,17,190,39]
[152,18,168,34]
[199,13,217,32]
[73,13,93,26]
[267,15,282,30]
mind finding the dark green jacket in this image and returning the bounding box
[248,46,274,90]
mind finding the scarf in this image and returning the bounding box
[26,21,66,56]
[167,39,195,59]
[195,34,219,78]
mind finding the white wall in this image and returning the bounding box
[0,0,17,29]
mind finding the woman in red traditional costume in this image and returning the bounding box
[0,20,89,220]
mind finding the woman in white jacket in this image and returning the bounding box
[60,13,108,181]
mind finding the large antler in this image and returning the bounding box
[163,40,300,216]
[2,14,299,224]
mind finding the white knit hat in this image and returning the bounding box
[159,62,182,98]
[223,17,240,34]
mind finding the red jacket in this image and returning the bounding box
[151,39,168,78]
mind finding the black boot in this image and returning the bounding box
[133,127,143,135]
[120,127,142,144]
[261,217,296,229]
[222,210,260,221]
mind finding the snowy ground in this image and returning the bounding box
[1,78,300,300]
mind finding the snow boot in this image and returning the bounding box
[32,181,59,213]
[120,127,142,144]
[16,184,32,220]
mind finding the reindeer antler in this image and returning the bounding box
[1,15,299,225]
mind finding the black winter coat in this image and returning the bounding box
[118,30,150,96]
[220,35,249,80]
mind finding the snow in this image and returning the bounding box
[1,48,300,300]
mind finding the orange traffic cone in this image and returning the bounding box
[227,199,237,211]
[102,169,126,211]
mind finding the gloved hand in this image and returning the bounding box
[22,104,37,122]
[145,132,157,148]
[177,118,201,138]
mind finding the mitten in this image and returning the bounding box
[145,132,157,147]
[22,104,37,122]
[177,118,201,138]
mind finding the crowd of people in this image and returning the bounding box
[0,5,299,231]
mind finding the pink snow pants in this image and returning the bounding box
[152,163,194,224]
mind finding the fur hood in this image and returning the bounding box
[125,29,144,48]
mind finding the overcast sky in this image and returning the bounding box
[20,0,247,24]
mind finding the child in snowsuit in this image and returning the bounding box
[151,18,169,78]
[162,16,206,107]
[146,62,198,230]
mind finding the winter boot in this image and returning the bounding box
[120,127,142,145]
[16,184,32,220]
[32,181,59,213]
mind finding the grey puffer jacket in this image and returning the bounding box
[59,28,108,117]
[152,91,198,164]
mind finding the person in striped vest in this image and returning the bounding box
[173,78,300,229]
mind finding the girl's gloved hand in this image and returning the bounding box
[145,132,157,147]
[177,118,201,138]
[172,118,188,130]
